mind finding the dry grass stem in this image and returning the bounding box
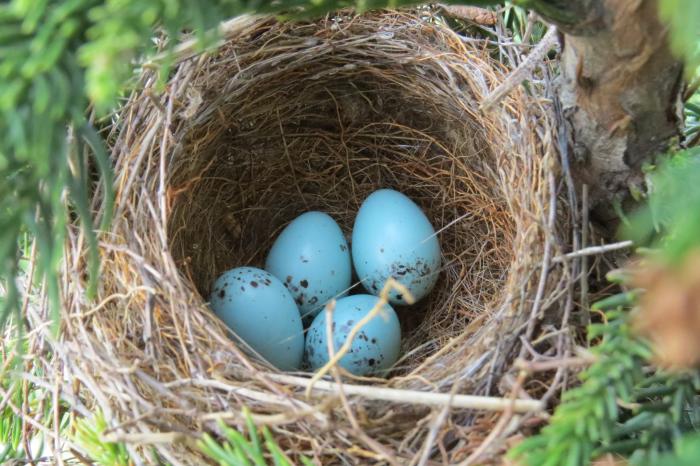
[552,240,635,263]
[307,278,413,396]
[272,374,543,413]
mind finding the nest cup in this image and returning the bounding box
[50,11,568,464]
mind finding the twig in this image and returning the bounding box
[305,278,413,398]
[416,389,455,466]
[456,371,527,465]
[69,448,94,466]
[22,377,35,466]
[101,432,186,444]
[53,371,65,466]
[480,26,558,111]
[270,374,543,413]
[438,4,498,26]
[324,301,400,466]
[200,399,335,426]
[0,384,83,453]
[143,15,259,67]
[521,11,537,45]
[523,172,557,345]
[552,240,634,263]
[689,130,700,148]
[684,76,700,102]
[580,184,590,327]
[514,355,595,373]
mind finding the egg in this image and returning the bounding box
[305,294,401,376]
[352,189,441,305]
[209,267,304,370]
[265,211,352,320]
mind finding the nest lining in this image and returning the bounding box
[37,10,571,464]
[168,40,517,364]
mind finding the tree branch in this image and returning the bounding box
[534,0,684,227]
[519,0,605,33]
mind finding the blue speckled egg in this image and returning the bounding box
[209,267,304,370]
[352,189,441,305]
[305,294,401,376]
[265,211,352,320]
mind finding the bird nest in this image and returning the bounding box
[32,10,575,465]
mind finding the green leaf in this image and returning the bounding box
[263,426,293,466]
[243,407,266,465]
[621,149,700,263]
[658,0,700,77]
[200,411,293,466]
[73,411,131,466]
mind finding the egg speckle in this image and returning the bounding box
[210,267,304,370]
[266,212,352,319]
[352,189,441,305]
[305,294,401,376]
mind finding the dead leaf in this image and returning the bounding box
[439,5,498,26]
[633,249,700,369]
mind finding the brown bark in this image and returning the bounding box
[439,5,498,25]
[542,0,684,226]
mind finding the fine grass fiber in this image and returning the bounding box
[25,10,575,464]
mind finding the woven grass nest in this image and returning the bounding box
[46,10,575,465]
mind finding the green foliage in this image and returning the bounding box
[2,2,73,334]
[686,88,700,141]
[0,379,25,463]
[199,408,313,466]
[509,294,700,466]
[502,3,547,44]
[509,299,646,466]
[514,124,700,465]
[658,0,700,77]
[73,410,131,466]
[0,339,65,463]
[621,148,700,263]
[514,0,581,26]
[81,0,247,113]
[635,433,700,466]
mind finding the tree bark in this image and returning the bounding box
[536,0,685,227]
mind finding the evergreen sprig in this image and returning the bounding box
[635,433,700,466]
[199,408,314,466]
[509,296,650,466]
[0,340,63,463]
[658,0,700,77]
[622,148,700,263]
[509,293,700,466]
[73,410,131,466]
